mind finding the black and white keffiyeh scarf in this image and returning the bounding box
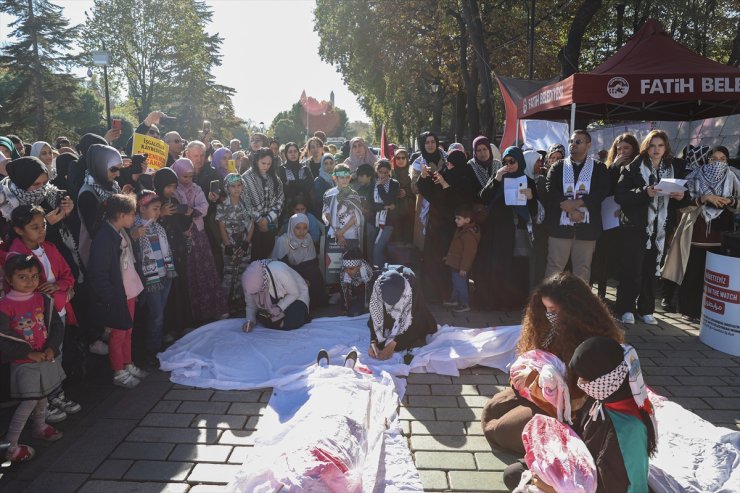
[84,169,122,201]
[469,159,502,189]
[542,312,559,350]
[341,258,373,288]
[242,169,284,223]
[640,159,673,274]
[374,179,390,232]
[134,216,177,292]
[560,156,594,226]
[283,164,310,182]
[687,161,740,226]
[323,186,363,238]
[368,276,413,343]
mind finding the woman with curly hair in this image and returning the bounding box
[480,272,624,455]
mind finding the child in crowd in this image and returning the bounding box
[286,196,321,246]
[216,173,254,316]
[322,163,363,255]
[87,194,147,388]
[0,254,66,462]
[443,204,480,312]
[7,205,81,423]
[369,159,400,267]
[353,163,376,257]
[133,191,177,362]
[339,247,374,316]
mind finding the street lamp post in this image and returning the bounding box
[92,49,111,128]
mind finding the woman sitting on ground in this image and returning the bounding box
[480,272,624,455]
[241,259,310,332]
[367,265,437,360]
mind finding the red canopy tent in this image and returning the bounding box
[517,20,740,129]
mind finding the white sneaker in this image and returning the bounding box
[125,364,149,379]
[621,312,635,324]
[89,340,109,355]
[45,405,68,424]
[113,371,140,388]
[640,314,658,325]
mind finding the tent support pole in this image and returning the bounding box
[570,103,576,134]
[515,119,520,146]
[687,119,693,146]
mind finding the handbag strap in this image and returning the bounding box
[265,265,279,298]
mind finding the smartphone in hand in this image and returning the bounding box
[210,180,221,195]
[175,203,189,214]
[112,118,122,131]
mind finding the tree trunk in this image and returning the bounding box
[729,17,740,67]
[455,90,466,143]
[468,60,481,138]
[28,0,45,139]
[615,3,625,49]
[431,88,444,135]
[455,13,470,144]
[557,0,603,78]
[462,0,495,139]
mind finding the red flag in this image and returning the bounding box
[380,124,389,159]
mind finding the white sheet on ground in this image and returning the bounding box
[649,392,740,493]
[226,364,423,493]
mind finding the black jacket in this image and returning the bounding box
[614,157,690,232]
[88,222,135,330]
[372,179,401,227]
[544,158,610,241]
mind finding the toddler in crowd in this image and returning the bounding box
[133,191,177,362]
[0,254,66,462]
[87,194,147,388]
[339,247,374,316]
[322,163,363,254]
[443,204,480,312]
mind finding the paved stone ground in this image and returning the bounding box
[0,286,738,492]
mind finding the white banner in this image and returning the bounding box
[699,252,740,357]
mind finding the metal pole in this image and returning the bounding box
[570,103,576,135]
[528,0,536,79]
[515,119,520,146]
[103,65,111,129]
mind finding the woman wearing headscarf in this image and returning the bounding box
[366,266,437,360]
[343,137,377,174]
[241,259,310,332]
[416,148,474,302]
[391,148,415,245]
[271,213,327,307]
[409,131,446,254]
[76,144,123,268]
[523,150,549,289]
[312,153,336,217]
[242,148,285,260]
[52,152,77,192]
[277,142,313,207]
[544,143,565,171]
[663,145,740,322]
[211,147,232,180]
[68,133,108,200]
[479,146,538,310]
[171,158,227,324]
[466,136,501,196]
[30,141,56,179]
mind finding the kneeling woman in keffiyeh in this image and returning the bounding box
[367,266,437,360]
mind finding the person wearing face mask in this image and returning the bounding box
[480,272,624,455]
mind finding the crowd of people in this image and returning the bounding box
[0,109,738,479]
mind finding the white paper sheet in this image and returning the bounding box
[655,178,687,196]
[600,196,621,230]
[504,175,528,205]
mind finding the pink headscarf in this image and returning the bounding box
[343,137,377,173]
[242,260,276,313]
[172,158,208,231]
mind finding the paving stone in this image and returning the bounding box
[411,420,467,435]
[465,421,485,435]
[399,406,436,420]
[244,415,261,429]
[477,385,504,396]
[430,384,479,395]
[141,412,196,428]
[644,375,681,386]
[24,472,88,493]
[259,391,272,402]
[448,470,507,491]
[49,418,137,473]
[218,429,256,445]
[191,414,247,429]
[126,427,220,444]
[169,444,233,462]
[411,434,491,452]
[400,420,411,435]
[177,401,231,414]
[475,450,518,471]
[91,459,133,480]
[675,375,727,386]
[164,389,214,401]
[667,397,712,410]
[456,374,500,384]
[227,402,268,415]
[714,387,740,397]
[720,376,740,386]
[152,400,181,413]
[78,481,189,493]
[694,410,740,424]
[407,373,455,384]
[188,463,243,483]
[436,407,482,421]
[664,385,720,397]
[227,446,253,464]
[189,485,228,492]
[124,460,193,481]
[211,390,264,402]
[458,395,489,408]
[685,366,734,376]
[414,451,476,469]
[694,358,738,367]
[642,366,689,376]
[702,397,740,410]
[408,395,460,408]
[405,384,431,395]
[111,442,175,460]
[418,470,448,491]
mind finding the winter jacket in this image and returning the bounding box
[445,223,480,272]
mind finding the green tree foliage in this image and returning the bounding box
[81,0,242,139]
[0,0,82,140]
[269,99,349,145]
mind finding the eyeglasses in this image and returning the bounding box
[148,130,160,137]
[109,166,120,173]
[503,158,517,165]
[569,139,586,145]
[171,139,182,144]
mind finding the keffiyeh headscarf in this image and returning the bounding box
[84,144,123,201]
[369,270,413,343]
[470,136,497,188]
[684,145,711,172]
[0,157,55,220]
[272,213,316,265]
[686,155,740,226]
[242,259,276,312]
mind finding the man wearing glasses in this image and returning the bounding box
[125,110,166,156]
[164,132,184,166]
[544,130,610,282]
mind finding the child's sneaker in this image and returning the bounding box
[453,304,471,313]
[89,340,109,355]
[45,404,67,423]
[125,364,149,379]
[49,391,81,414]
[6,444,35,462]
[113,370,140,388]
[33,424,64,442]
[442,299,458,307]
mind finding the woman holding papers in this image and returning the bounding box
[614,130,690,325]
[479,146,538,310]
